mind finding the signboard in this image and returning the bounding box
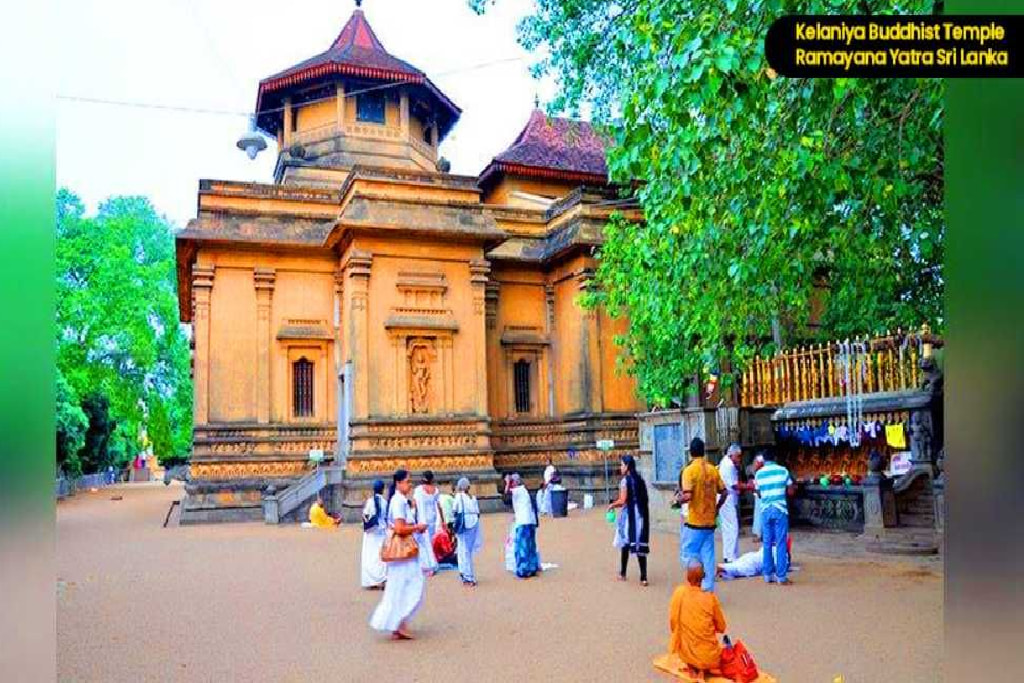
[596,439,615,451]
[889,451,912,476]
[309,449,325,464]
[653,423,684,484]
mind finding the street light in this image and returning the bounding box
[236,114,268,160]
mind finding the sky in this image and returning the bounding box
[56,0,556,228]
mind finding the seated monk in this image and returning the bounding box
[309,496,340,529]
[669,560,727,679]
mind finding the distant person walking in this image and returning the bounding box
[677,437,727,592]
[506,473,541,578]
[608,454,650,586]
[370,469,427,640]
[452,477,482,586]
[412,471,440,576]
[361,480,388,589]
[754,450,795,585]
[718,444,742,564]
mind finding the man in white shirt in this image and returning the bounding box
[718,443,742,563]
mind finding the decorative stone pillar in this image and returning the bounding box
[283,97,293,148]
[399,90,410,137]
[470,259,490,416]
[863,451,899,534]
[577,267,603,414]
[191,265,215,425]
[254,268,276,424]
[344,251,372,420]
[335,84,346,130]
[545,284,556,416]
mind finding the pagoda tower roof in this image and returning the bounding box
[255,7,460,138]
[478,109,610,189]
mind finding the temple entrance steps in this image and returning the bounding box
[894,469,936,529]
[262,465,344,524]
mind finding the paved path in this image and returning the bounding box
[58,484,942,682]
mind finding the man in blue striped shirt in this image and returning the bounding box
[753,450,795,584]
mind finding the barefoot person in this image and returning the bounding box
[308,495,340,529]
[718,444,742,564]
[412,471,440,576]
[370,470,427,640]
[677,437,728,592]
[669,560,728,679]
[360,480,388,590]
[452,477,482,586]
[506,473,540,578]
[608,454,650,586]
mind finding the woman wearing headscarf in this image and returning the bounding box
[608,454,650,586]
[360,480,387,589]
[370,469,427,640]
[505,473,541,578]
[412,470,440,576]
[452,477,482,586]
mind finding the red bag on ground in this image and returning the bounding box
[720,636,760,682]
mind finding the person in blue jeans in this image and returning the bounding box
[753,450,795,585]
[676,437,728,592]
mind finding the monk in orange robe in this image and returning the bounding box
[669,560,727,678]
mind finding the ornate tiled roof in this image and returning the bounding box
[479,109,610,188]
[255,9,459,136]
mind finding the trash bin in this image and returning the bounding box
[550,488,569,518]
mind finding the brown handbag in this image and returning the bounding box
[380,528,419,563]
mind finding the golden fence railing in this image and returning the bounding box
[740,324,943,407]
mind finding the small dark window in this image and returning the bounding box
[423,124,432,145]
[293,357,314,417]
[514,359,531,414]
[356,92,386,124]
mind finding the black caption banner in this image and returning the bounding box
[765,15,1022,78]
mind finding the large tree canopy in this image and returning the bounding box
[56,189,192,474]
[472,0,944,406]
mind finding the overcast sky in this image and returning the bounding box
[56,0,554,228]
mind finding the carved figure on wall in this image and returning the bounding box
[910,410,933,466]
[408,340,436,414]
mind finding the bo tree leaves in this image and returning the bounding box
[473,0,944,407]
[56,189,192,473]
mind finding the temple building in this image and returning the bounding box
[175,5,644,523]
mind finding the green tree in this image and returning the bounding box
[56,189,192,471]
[472,0,944,406]
[56,368,88,478]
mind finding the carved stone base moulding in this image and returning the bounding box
[191,461,312,479]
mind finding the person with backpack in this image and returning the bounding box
[452,477,482,586]
[360,480,387,589]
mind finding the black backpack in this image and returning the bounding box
[362,494,382,531]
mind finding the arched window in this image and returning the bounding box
[514,359,531,414]
[293,357,314,418]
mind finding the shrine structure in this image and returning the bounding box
[175,5,643,523]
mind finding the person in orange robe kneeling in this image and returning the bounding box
[669,559,727,679]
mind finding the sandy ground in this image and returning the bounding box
[57,484,942,682]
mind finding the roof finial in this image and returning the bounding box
[355,0,363,8]
[534,93,540,109]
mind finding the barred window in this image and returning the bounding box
[514,359,531,414]
[293,357,314,418]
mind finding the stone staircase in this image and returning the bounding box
[262,465,344,524]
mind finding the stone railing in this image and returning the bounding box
[741,324,944,407]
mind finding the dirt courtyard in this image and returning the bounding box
[57,483,942,682]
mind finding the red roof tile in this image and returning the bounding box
[256,10,459,135]
[480,110,610,187]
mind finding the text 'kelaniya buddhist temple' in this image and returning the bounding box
[175,5,643,523]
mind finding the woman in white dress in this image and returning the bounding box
[360,479,387,589]
[370,469,427,640]
[452,477,483,586]
[412,470,440,576]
